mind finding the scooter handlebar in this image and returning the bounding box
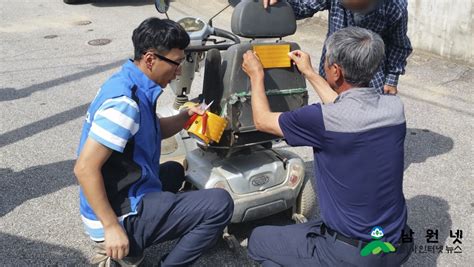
[185,27,240,52]
[214,28,241,44]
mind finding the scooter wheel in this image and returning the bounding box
[296,172,317,220]
[292,213,308,224]
[223,233,240,250]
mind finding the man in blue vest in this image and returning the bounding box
[242,26,413,266]
[74,18,234,266]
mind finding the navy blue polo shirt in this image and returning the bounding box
[279,87,407,244]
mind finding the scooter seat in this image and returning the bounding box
[208,40,307,148]
[204,0,308,149]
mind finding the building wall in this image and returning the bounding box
[407,0,473,64]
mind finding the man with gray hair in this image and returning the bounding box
[241,26,413,266]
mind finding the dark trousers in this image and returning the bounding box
[248,220,413,267]
[123,162,234,266]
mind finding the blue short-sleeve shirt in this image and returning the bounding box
[279,87,407,243]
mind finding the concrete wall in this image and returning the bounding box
[310,0,474,65]
[407,0,473,64]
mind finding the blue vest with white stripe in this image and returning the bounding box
[77,60,163,240]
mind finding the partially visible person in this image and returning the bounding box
[242,26,413,266]
[263,0,412,94]
[74,17,234,266]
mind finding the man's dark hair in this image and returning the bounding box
[132,17,190,60]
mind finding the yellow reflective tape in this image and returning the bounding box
[186,111,228,146]
[253,44,291,69]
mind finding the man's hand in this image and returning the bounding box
[187,105,206,117]
[263,0,279,8]
[383,85,398,95]
[160,105,205,139]
[288,50,314,76]
[241,50,283,137]
[288,50,338,104]
[104,223,129,260]
[242,51,264,82]
[160,103,207,139]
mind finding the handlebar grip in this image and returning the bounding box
[185,28,240,52]
[214,28,241,44]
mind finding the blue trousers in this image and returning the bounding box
[248,220,413,267]
[123,162,234,266]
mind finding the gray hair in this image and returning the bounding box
[325,26,385,86]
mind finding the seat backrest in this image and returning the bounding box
[211,0,308,149]
[216,41,308,148]
[231,0,297,38]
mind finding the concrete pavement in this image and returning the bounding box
[0,0,472,266]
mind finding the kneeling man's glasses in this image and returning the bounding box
[151,53,184,67]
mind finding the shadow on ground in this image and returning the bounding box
[0,232,89,265]
[403,195,451,266]
[0,105,88,148]
[404,128,454,170]
[0,60,122,102]
[62,0,154,7]
[91,0,154,7]
[0,160,76,217]
[0,60,124,147]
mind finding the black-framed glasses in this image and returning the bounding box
[152,53,184,67]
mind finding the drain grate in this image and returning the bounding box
[88,38,112,46]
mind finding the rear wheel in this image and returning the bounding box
[295,174,317,221]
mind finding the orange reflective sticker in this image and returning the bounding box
[253,44,291,69]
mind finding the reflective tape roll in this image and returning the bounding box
[186,111,228,146]
[206,112,227,143]
[186,114,210,145]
